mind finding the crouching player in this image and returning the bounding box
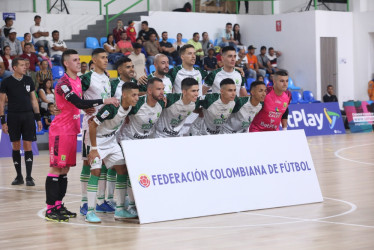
[86,82,140,223]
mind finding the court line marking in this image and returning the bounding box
[334,143,374,166]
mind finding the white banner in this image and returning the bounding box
[121,130,323,224]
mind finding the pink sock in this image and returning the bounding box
[55,201,62,209]
[46,204,54,213]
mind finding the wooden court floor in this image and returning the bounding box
[0,133,373,249]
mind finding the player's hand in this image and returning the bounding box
[104,97,120,107]
[2,123,8,134]
[84,107,95,115]
[235,67,245,77]
[37,121,43,132]
[88,150,100,165]
[162,95,167,107]
[138,75,148,85]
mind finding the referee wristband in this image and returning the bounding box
[91,146,98,150]
[34,113,41,122]
[0,115,6,125]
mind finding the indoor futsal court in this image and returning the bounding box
[1,133,373,249]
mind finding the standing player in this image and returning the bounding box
[111,57,138,99]
[190,78,237,136]
[203,46,247,97]
[148,54,173,94]
[0,57,42,186]
[80,48,113,215]
[117,77,164,216]
[249,70,291,132]
[221,81,266,134]
[45,49,118,222]
[86,82,139,223]
[153,77,200,138]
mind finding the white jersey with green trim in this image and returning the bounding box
[118,95,163,140]
[204,67,246,96]
[153,93,198,138]
[168,65,207,96]
[148,73,173,94]
[221,97,262,134]
[190,93,236,136]
[110,77,137,99]
[80,71,111,130]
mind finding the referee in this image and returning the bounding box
[0,57,43,186]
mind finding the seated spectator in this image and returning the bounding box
[236,48,249,78]
[103,33,124,64]
[258,46,273,74]
[173,33,185,54]
[126,20,137,43]
[48,30,67,66]
[30,15,49,54]
[203,48,218,72]
[138,21,159,42]
[201,32,213,56]
[43,102,56,130]
[36,60,52,87]
[0,17,13,40]
[216,46,224,68]
[21,33,36,53]
[369,77,374,101]
[160,31,179,65]
[267,47,282,71]
[20,43,39,71]
[113,19,125,43]
[256,75,264,82]
[323,85,338,103]
[136,38,147,57]
[23,58,37,89]
[268,73,274,87]
[246,45,265,79]
[218,23,237,51]
[144,33,160,70]
[129,43,146,80]
[4,29,22,57]
[37,46,52,68]
[1,46,13,72]
[0,55,12,80]
[187,32,204,66]
[233,24,245,50]
[117,32,133,56]
[38,78,55,114]
[77,61,88,77]
[89,60,94,71]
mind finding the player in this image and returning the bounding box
[111,57,138,99]
[190,78,237,136]
[86,82,139,223]
[249,70,292,132]
[153,77,200,138]
[147,54,173,94]
[203,46,247,97]
[45,49,118,222]
[221,81,265,134]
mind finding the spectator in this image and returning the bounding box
[369,77,374,101]
[88,60,94,71]
[201,32,213,56]
[144,33,160,70]
[137,21,159,42]
[112,19,125,43]
[323,85,338,102]
[2,46,13,72]
[0,54,12,80]
[203,48,218,72]
[126,20,137,43]
[238,1,249,14]
[103,33,124,64]
[38,78,55,114]
[236,48,249,78]
[24,58,37,89]
[258,46,273,74]
[187,32,204,66]
[117,32,133,56]
[256,75,264,82]
[77,62,88,77]
[48,30,67,66]
[21,33,36,53]
[36,60,52,87]
[43,102,55,130]
[30,15,49,54]
[136,38,147,57]
[216,47,224,68]
[173,33,185,54]
[268,73,274,87]
[160,31,179,65]
[128,43,146,80]
[37,46,52,68]
[218,23,237,51]
[233,24,244,49]
[0,17,13,40]
[20,43,39,72]
[267,47,282,71]
[4,29,22,57]
[246,45,265,79]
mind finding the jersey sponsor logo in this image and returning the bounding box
[268,111,281,119]
[61,155,66,161]
[102,130,116,138]
[214,114,227,125]
[26,85,30,92]
[163,127,179,136]
[134,133,150,139]
[170,115,183,126]
[73,114,80,120]
[260,121,278,130]
[207,127,220,134]
[141,118,154,130]
[139,174,151,188]
[283,102,288,108]
[100,110,110,119]
[61,85,69,93]
[235,79,239,85]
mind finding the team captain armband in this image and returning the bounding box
[93,117,102,126]
[0,115,6,124]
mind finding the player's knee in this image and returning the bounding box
[12,141,21,150]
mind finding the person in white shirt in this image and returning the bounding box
[48,30,67,66]
[30,15,50,55]
[128,43,146,80]
[218,23,238,51]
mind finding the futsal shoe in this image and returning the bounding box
[45,207,69,222]
[59,204,77,218]
[107,200,116,211]
[126,206,138,218]
[11,177,24,185]
[96,200,115,213]
[25,177,35,186]
[80,203,88,215]
[114,209,138,220]
[85,211,101,223]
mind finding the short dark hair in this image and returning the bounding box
[52,30,59,35]
[23,32,30,38]
[193,32,199,37]
[92,48,106,57]
[48,102,55,108]
[5,17,13,24]
[147,77,163,89]
[24,42,32,47]
[62,49,79,71]
[89,60,94,69]
[133,43,142,49]
[181,77,198,91]
[34,15,41,20]
[162,31,167,35]
[141,21,148,26]
[226,22,232,26]
[274,70,288,77]
[220,78,235,87]
[122,82,139,92]
[12,57,25,69]
[250,81,266,92]
[222,46,236,55]
[268,47,274,51]
[327,85,333,89]
[202,32,207,36]
[180,44,194,55]
[115,57,132,70]
[261,46,266,50]
[81,62,87,66]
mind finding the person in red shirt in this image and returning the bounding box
[126,20,137,43]
[112,19,125,43]
[20,43,39,71]
[117,33,134,56]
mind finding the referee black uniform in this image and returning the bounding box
[0,74,39,185]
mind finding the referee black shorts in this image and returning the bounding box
[7,112,36,142]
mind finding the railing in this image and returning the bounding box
[46,0,102,15]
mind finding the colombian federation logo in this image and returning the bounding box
[139,174,151,188]
[324,108,340,129]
